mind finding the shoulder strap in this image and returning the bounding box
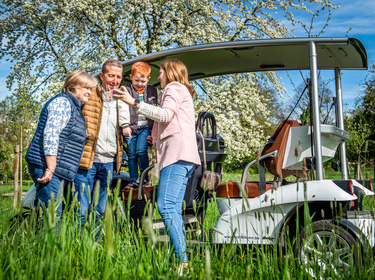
[197,128,207,171]
[216,136,221,152]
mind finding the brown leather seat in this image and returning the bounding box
[216,181,272,198]
[216,120,300,198]
[120,186,153,201]
[264,120,300,177]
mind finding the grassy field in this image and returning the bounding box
[1,170,375,279]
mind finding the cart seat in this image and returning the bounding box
[264,120,300,176]
[216,181,272,198]
[120,186,153,201]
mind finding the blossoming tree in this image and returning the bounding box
[0,0,337,167]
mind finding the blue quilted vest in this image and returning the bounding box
[26,92,87,181]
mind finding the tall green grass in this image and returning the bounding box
[0,202,309,279]
[1,172,375,279]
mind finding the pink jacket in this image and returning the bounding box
[152,81,201,171]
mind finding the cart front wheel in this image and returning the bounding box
[294,220,358,278]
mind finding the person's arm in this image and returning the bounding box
[125,86,138,135]
[39,97,71,183]
[137,102,166,123]
[114,85,182,123]
[118,99,132,137]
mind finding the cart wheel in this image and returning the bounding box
[8,211,35,236]
[193,188,210,224]
[294,220,358,278]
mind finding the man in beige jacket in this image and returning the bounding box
[75,59,130,225]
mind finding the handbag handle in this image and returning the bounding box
[197,128,207,170]
[196,112,217,139]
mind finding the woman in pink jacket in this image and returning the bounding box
[114,58,200,273]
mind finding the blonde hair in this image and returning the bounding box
[160,59,195,97]
[62,71,97,94]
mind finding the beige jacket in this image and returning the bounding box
[79,85,129,173]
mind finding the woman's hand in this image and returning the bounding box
[37,169,53,184]
[113,86,135,106]
[37,155,56,184]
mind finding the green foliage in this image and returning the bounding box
[359,72,375,126]
[345,113,372,163]
[345,66,375,163]
[0,71,40,180]
[0,140,13,180]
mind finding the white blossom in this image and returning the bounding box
[0,0,337,167]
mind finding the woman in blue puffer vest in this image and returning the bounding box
[26,71,97,215]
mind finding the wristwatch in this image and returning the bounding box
[133,99,140,108]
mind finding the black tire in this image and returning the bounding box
[193,188,209,225]
[294,220,358,277]
[8,211,35,236]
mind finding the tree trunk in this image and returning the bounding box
[13,145,19,209]
[347,162,352,179]
[20,126,22,194]
[355,157,362,180]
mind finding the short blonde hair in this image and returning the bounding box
[102,59,123,74]
[160,59,195,97]
[62,71,97,93]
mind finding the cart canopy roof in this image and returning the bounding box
[118,37,367,86]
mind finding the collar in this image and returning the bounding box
[130,84,147,96]
[64,92,82,108]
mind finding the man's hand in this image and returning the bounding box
[123,127,132,138]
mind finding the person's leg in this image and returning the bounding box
[125,134,139,183]
[28,163,64,215]
[28,163,49,209]
[92,162,114,220]
[74,167,95,225]
[48,176,66,216]
[136,126,150,183]
[174,165,195,234]
[156,161,195,264]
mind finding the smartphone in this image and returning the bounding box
[103,90,115,101]
[104,90,115,95]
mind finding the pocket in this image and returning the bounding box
[159,126,180,140]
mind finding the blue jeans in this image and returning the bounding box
[28,163,67,216]
[74,162,113,224]
[157,161,195,263]
[125,125,150,183]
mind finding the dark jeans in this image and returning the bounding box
[125,125,150,183]
[74,162,114,225]
[28,163,67,216]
